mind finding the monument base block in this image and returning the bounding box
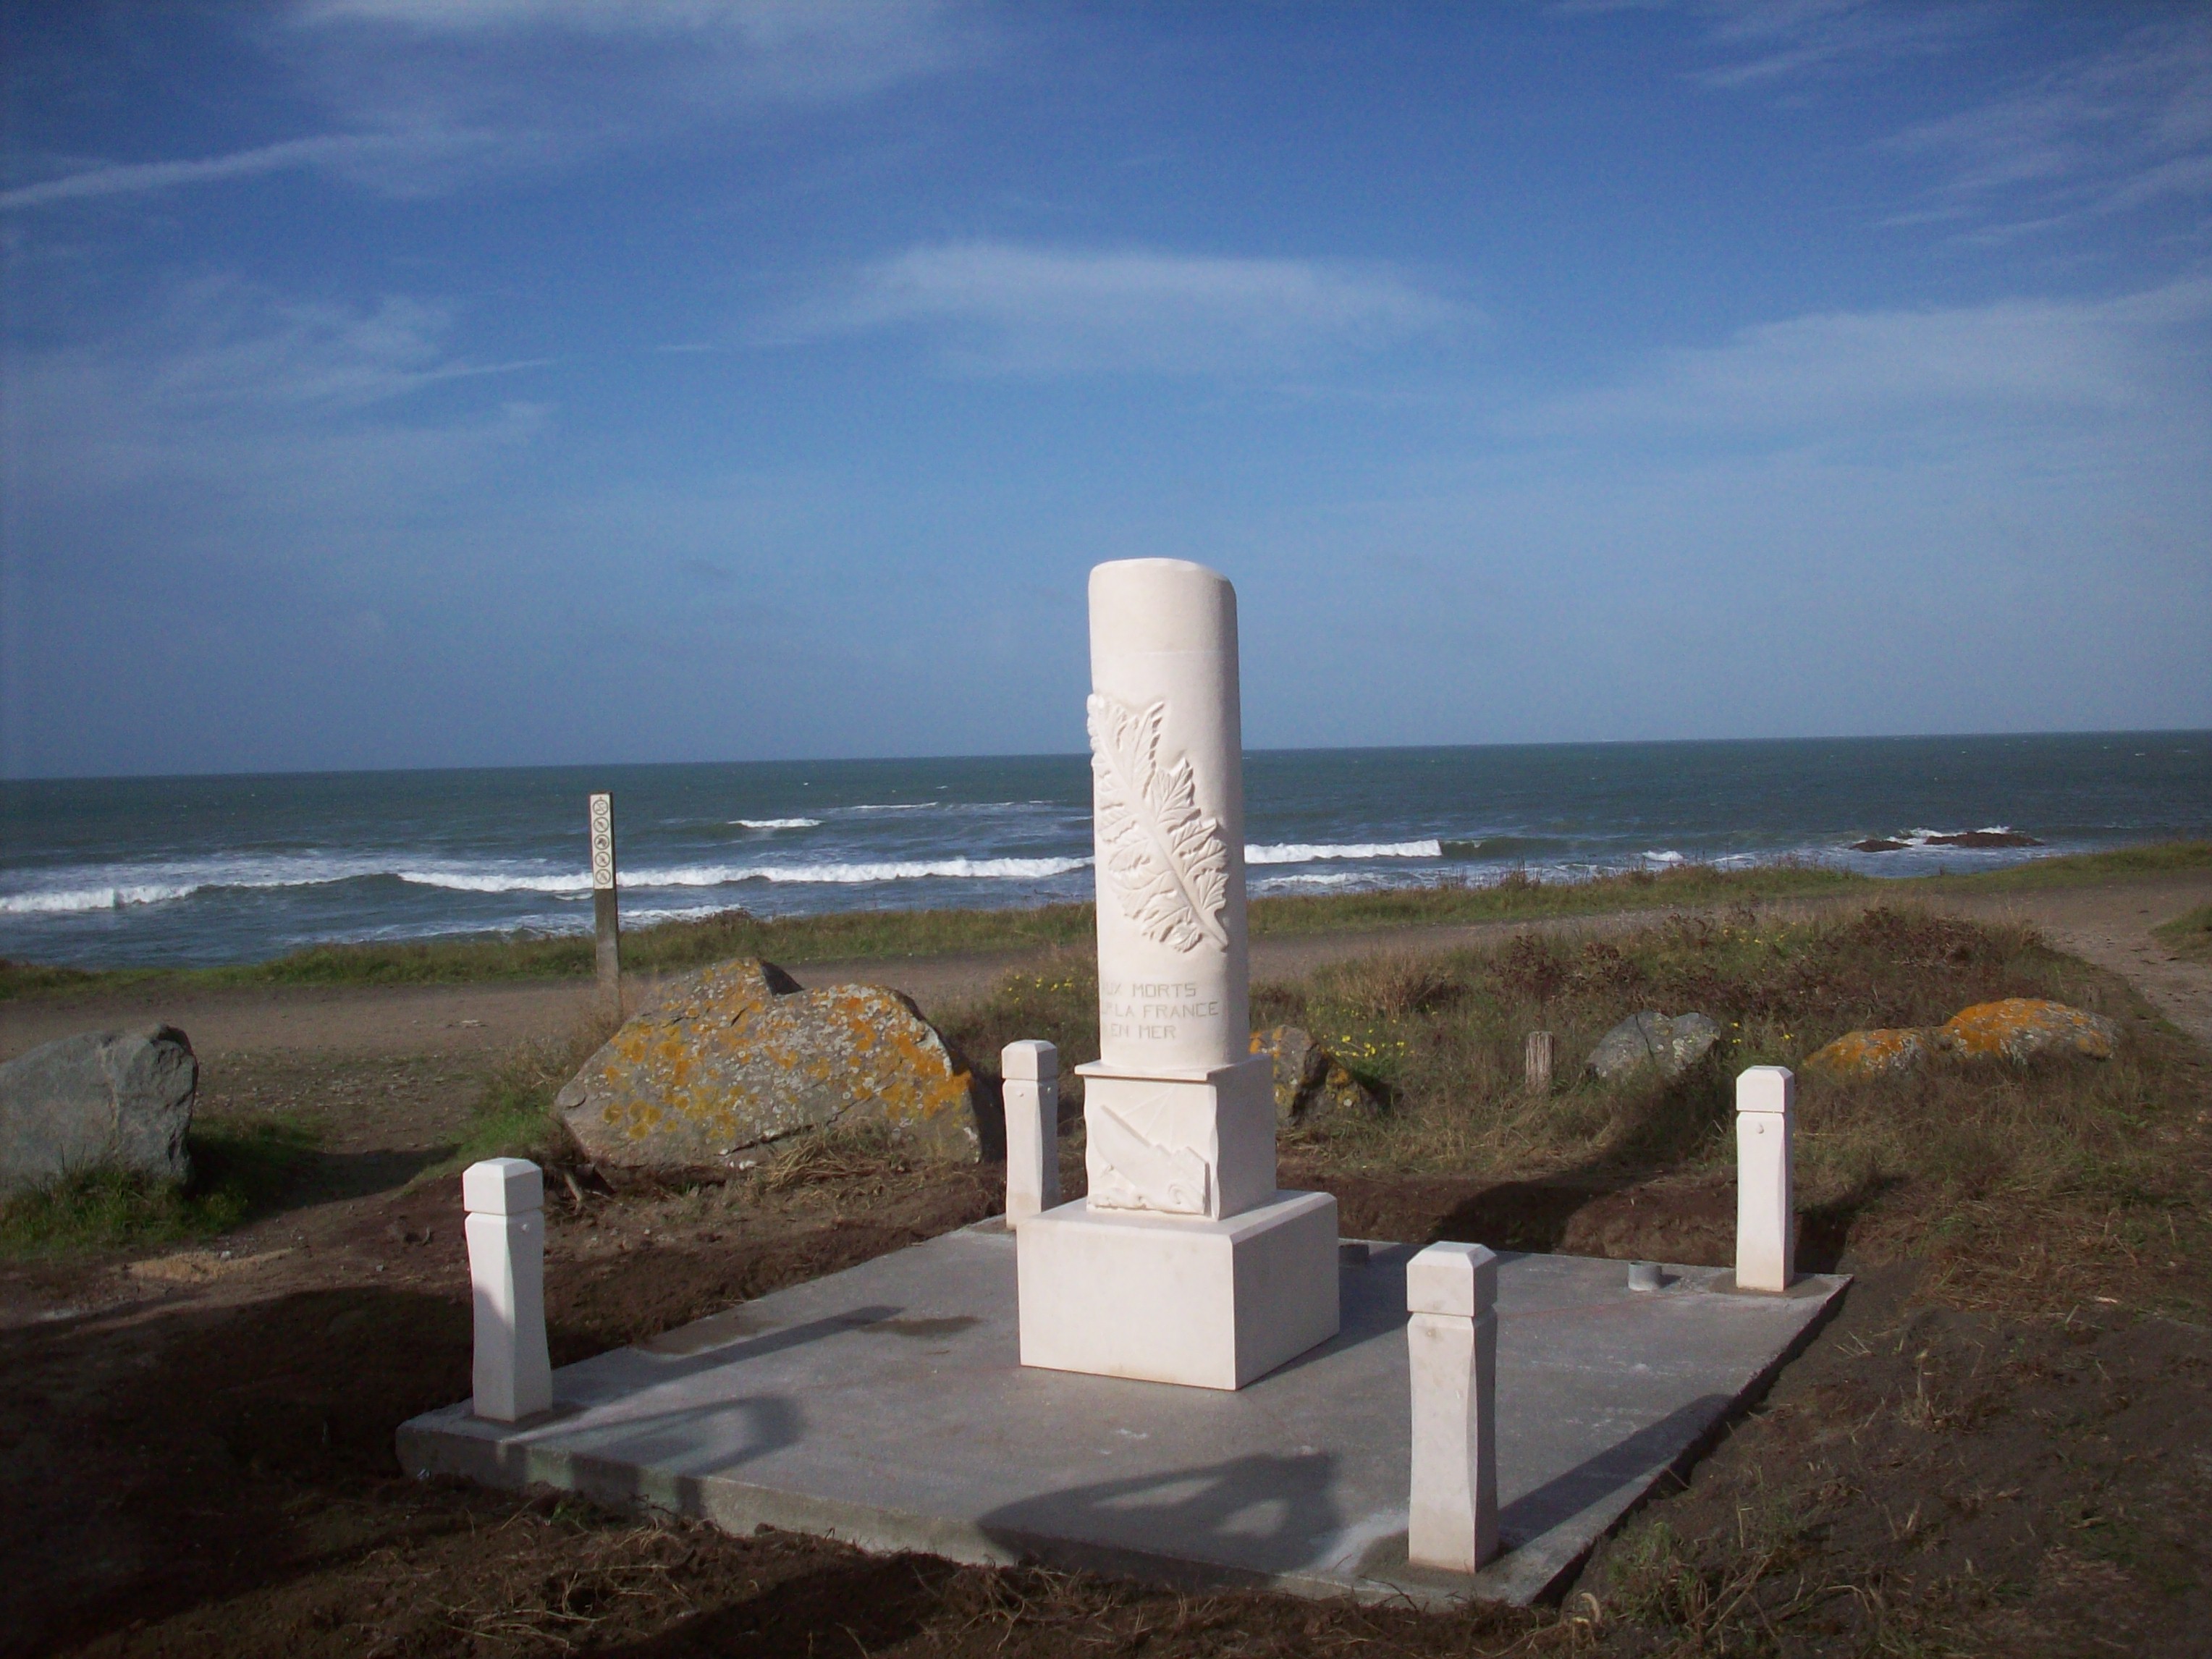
[1017,1189,1339,1389]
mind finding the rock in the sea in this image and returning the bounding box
[0,1025,197,1197]
[557,959,982,1172]
[1802,1027,1934,1082]
[1938,998,2117,1064]
[1587,1011,1721,1083]
[1249,1026,1385,1125]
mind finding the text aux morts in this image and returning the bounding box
[1100,980,1220,1042]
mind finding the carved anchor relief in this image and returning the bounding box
[1087,693,1229,954]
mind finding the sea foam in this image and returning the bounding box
[1244,840,1442,864]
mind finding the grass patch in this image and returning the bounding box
[419,1012,623,1182]
[2154,902,2212,963]
[0,1115,318,1257]
[942,901,2207,1309]
[4,839,2206,1002]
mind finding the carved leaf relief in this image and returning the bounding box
[1086,693,1230,953]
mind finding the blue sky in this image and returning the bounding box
[3,1,2208,778]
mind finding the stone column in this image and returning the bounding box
[465,1157,552,1422]
[1080,560,1274,1223]
[1017,559,1338,1390]
[1407,1241,1500,1574]
[1735,1065,1794,1293]
[1001,1039,1058,1223]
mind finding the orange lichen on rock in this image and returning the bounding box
[554,958,979,1173]
[1937,998,2118,1065]
[1802,1027,1933,1082]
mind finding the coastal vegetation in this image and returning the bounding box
[0,1115,316,1256]
[3,838,2206,1000]
[940,903,2205,1315]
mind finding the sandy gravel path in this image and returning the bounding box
[4,872,2208,1063]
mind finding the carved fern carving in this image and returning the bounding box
[1087,693,1229,953]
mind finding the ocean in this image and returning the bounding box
[2,733,2206,969]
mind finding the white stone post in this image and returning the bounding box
[465,1157,552,1422]
[1016,559,1339,1390]
[1002,1039,1059,1223]
[1407,1242,1500,1574]
[1735,1066,1795,1293]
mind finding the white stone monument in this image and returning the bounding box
[1002,1039,1059,1224]
[465,1157,552,1422]
[1406,1241,1500,1573]
[1017,558,1339,1390]
[1734,1065,1795,1293]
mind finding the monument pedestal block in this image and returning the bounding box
[1016,1189,1340,1390]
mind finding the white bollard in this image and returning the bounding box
[1735,1066,1795,1293]
[464,1157,552,1422]
[1406,1241,1500,1573]
[1002,1040,1060,1223]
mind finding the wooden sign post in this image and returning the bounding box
[588,792,620,1010]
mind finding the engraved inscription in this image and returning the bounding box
[1099,978,1221,1044]
[1087,693,1228,953]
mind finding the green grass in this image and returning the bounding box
[4,840,2205,1002]
[2153,902,2212,963]
[415,1011,623,1183]
[0,1115,318,1257]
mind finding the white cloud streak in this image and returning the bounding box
[779,242,1466,373]
[2,0,978,211]
[1521,278,2212,440]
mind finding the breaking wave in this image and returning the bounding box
[1244,840,1442,864]
[732,818,821,830]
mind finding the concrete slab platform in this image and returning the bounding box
[399,1225,1846,1606]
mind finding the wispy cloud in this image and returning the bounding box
[1884,16,2212,223]
[776,242,1467,373]
[1520,278,2212,441]
[2,0,982,211]
[5,279,550,512]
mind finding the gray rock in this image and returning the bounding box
[1249,1025,1385,1126]
[1586,1012,1720,1084]
[0,1025,198,1197]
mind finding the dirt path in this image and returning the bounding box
[6,871,2210,1063]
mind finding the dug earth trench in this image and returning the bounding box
[2,875,2210,1655]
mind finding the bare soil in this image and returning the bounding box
[4,873,2211,1657]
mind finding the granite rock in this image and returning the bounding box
[1938,998,2118,1065]
[557,959,982,1171]
[1587,1012,1720,1083]
[0,1025,197,1197]
[1802,1027,1935,1082]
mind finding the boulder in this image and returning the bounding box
[1801,998,2116,1084]
[1587,1011,1720,1083]
[557,959,982,1173]
[1249,1026,1385,1126]
[0,1025,197,1197]
[1803,1027,1934,1082]
[1938,998,2117,1065]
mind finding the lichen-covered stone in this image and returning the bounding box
[556,959,981,1172]
[0,1025,197,1197]
[1587,1011,1720,1083]
[1802,1027,1933,1082]
[1938,999,2118,1065]
[1249,1025,1384,1125]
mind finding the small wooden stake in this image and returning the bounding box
[1524,1030,1553,1096]
[588,792,620,1012]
